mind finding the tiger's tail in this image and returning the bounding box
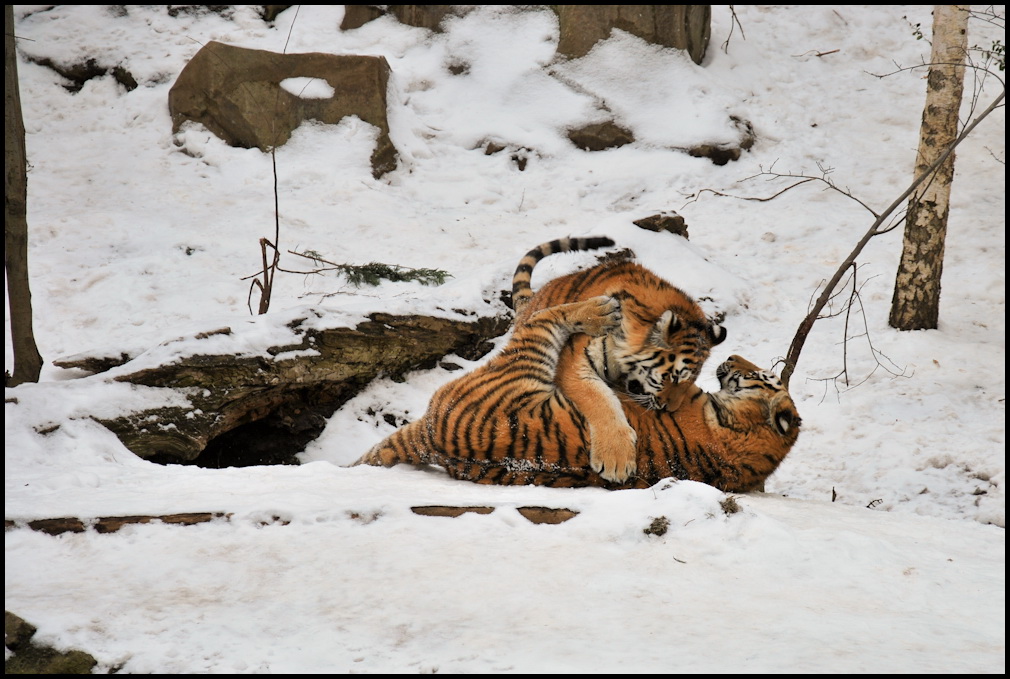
[352,419,438,468]
[511,236,615,315]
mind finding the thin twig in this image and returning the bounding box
[721,6,746,55]
[688,177,819,204]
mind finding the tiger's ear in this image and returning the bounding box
[652,310,679,347]
[709,322,727,346]
[774,410,800,437]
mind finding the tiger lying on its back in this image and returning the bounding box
[509,238,726,481]
[440,353,799,492]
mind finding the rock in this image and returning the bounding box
[21,55,137,93]
[410,506,496,518]
[482,141,532,171]
[567,120,635,151]
[168,41,398,178]
[342,6,711,65]
[555,5,711,65]
[4,611,98,675]
[56,310,511,465]
[5,611,36,651]
[341,5,468,31]
[259,5,292,23]
[633,212,689,239]
[688,115,757,165]
[516,506,580,524]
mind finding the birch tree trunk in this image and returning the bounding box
[889,5,969,330]
[5,5,44,386]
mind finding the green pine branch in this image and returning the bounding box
[288,250,451,287]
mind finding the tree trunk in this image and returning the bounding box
[889,5,969,331]
[5,6,43,386]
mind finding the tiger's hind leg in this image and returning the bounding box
[518,295,624,370]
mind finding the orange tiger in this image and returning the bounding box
[354,291,626,475]
[354,319,801,491]
[509,238,726,481]
[354,238,777,488]
[511,239,726,405]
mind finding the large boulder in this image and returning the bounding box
[54,309,511,466]
[341,5,711,65]
[168,41,398,178]
[554,5,711,64]
[340,5,466,31]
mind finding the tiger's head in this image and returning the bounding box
[711,355,802,446]
[608,307,727,410]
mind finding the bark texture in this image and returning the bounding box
[5,6,43,386]
[889,5,969,330]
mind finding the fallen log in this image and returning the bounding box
[54,309,511,465]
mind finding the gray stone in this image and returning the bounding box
[633,212,689,239]
[567,120,635,151]
[555,5,711,65]
[56,311,511,464]
[168,41,398,178]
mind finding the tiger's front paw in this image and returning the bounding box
[589,423,638,482]
[577,295,623,337]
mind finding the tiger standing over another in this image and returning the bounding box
[355,290,626,474]
[353,287,801,490]
[356,236,740,485]
[509,237,727,482]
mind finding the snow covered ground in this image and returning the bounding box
[5,5,1004,673]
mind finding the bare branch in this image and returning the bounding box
[245,4,300,317]
[721,6,745,55]
[682,83,1000,390]
[791,48,840,59]
[870,58,1006,92]
[684,165,881,218]
[685,177,819,205]
[779,88,1004,388]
